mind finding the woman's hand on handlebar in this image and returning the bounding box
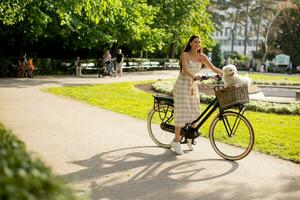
[193,75,202,81]
[213,74,222,81]
[193,74,222,82]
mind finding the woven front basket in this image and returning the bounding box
[215,85,249,109]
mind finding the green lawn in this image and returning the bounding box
[247,73,300,82]
[46,80,300,163]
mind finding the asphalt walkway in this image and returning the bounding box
[0,71,299,200]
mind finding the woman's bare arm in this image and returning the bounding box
[200,54,224,76]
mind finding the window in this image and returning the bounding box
[225,27,231,37]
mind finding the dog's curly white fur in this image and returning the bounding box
[222,64,252,88]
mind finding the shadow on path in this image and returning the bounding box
[61,146,239,199]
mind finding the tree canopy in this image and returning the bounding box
[0,0,214,58]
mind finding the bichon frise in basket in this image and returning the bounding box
[222,64,252,88]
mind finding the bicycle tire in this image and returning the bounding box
[209,111,254,161]
[147,104,174,148]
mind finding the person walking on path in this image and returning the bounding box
[103,50,114,77]
[75,56,82,77]
[171,35,224,155]
[115,49,124,77]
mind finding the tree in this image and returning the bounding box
[207,0,229,30]
[260,0,297,62]
[0,0,160,57]
[272,3,300,65]
[250,0,278,52]
[0,0,216,59]
[222,0,245,54]
[148,0,215,58]
[211,43,222,67]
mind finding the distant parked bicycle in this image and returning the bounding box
[147,75,254,161]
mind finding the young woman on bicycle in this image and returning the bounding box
[171,35,224,155]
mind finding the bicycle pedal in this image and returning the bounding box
[180,137,188,144]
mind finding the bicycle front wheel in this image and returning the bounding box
[147,104,174,148]
[209,111,254,161]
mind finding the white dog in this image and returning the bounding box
[222,64,252,88]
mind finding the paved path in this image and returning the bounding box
[0,71,299,200]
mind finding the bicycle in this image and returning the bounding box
[147,75,254,161]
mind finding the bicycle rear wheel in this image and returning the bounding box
[147,104,174,148]
[209,111,254,161]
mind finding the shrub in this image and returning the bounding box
[211,43,222,68]
[0,56,12,77]
[0,125,82,200]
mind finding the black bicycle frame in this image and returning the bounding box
[153,95,246,137]
[221,105,245,137]
[191,98,246,136]
[191,98,219,130]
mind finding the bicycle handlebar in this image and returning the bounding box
[200,74,222,82]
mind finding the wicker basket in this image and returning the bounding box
[215,85,249,109]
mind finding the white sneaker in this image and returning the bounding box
[171,140,183,155]
[187,139,194,151]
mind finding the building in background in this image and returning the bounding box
[212,22,264,57]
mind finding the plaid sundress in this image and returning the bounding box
[173,60,202,127]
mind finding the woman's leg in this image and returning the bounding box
[171,126,183,154]
[174,126,182,142]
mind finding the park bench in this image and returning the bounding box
[61,61,74,74]
[61,60,99,74]
[123,61,140,71]
[81,62,99,74]
[164,59,180,69]
[141,61,161,70]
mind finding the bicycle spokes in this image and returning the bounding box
[148,105,175,147]
[209,111,254,160]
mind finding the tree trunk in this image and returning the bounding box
[244,0,249,55]
[169,42,176,59]
[255,4,262,52]
[140,50,143,58]
[262,9,281,63]
[231,8,239,54]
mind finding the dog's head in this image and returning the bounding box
[223,64,237,77]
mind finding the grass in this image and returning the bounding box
[46,80,300,163]
[246,72,300,82]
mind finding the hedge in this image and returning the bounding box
[0,125,83,200]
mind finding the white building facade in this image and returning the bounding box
[212,21,264,57]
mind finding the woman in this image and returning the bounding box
[172,35,223,155]
[102,50,113,76]
[27,58,35,78]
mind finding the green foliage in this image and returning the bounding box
[0,125,81,200]
[0,0,163,57]
[148,0,215,57]
[0,0,216,59]
[273,7,300,65]
[0,56,11,77]
[252,50,264,60]
[211,43,222,68]
[0,0,33,25]
[253,80,300,86]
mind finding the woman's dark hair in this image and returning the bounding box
[180,35,203,71]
